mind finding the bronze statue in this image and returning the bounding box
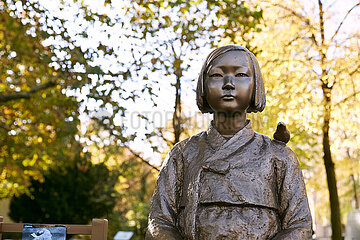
[146,45,312,239]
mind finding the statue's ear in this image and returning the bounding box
[273,122,290,144]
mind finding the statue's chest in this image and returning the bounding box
[181,143,279,210]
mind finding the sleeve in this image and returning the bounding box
[145,144,184,240]
[272,147,313,240]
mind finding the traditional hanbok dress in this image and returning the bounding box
[146,120,312,240]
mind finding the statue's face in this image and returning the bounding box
[205,51,254,114]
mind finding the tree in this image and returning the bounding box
[108,153,156,239]
[81,130,157,239]
[0,4,81,197]
[250,1,360,238]
[118,0,263,169]
[1,0,264,171]
[0,0,134,196]
[9,153,118,223]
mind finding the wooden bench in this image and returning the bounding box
[0,216,108,240]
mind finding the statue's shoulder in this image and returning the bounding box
[269,136,298,166]
[170,131,206,155]
[254,131,297,162]
[160,132,206,170]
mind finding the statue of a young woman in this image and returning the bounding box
[146,45,312,240]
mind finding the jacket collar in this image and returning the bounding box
[206,119,255,151]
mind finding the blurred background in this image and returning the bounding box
[1,0,360,239]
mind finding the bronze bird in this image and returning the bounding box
[273,122,290,144]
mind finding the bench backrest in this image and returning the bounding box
[0,216,108,240]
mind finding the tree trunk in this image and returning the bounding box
[350,174,359,209]
[172,57,182,144]
[318,1,342,238]
[322,86,342,240]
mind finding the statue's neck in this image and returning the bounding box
[213,111,247,136]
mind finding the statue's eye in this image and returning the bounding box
[209,73,222,78]
[235,73,248,77]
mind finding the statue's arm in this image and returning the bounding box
[146,146,183,240]
[272,149,313,240]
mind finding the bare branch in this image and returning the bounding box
[318,0,325,47]
[267,2,319,46]
[325,0,339,13]
[124,145,160,172]
[349,65,360,77]
[284,34,302,47]
[330,3,360,42]
[310,32,319,47]
[335,62,360,77]
[271,3,309,23]
[261,56,312,70]
[94,118,161,172]
[157,128,174,147]
[333,90,360,107]
[0,80,57,104]
[333,34,360,47]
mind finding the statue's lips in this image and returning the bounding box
[221,95,235,100]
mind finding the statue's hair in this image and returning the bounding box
[196,45,266,113]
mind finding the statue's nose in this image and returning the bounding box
[222,76,235,90]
